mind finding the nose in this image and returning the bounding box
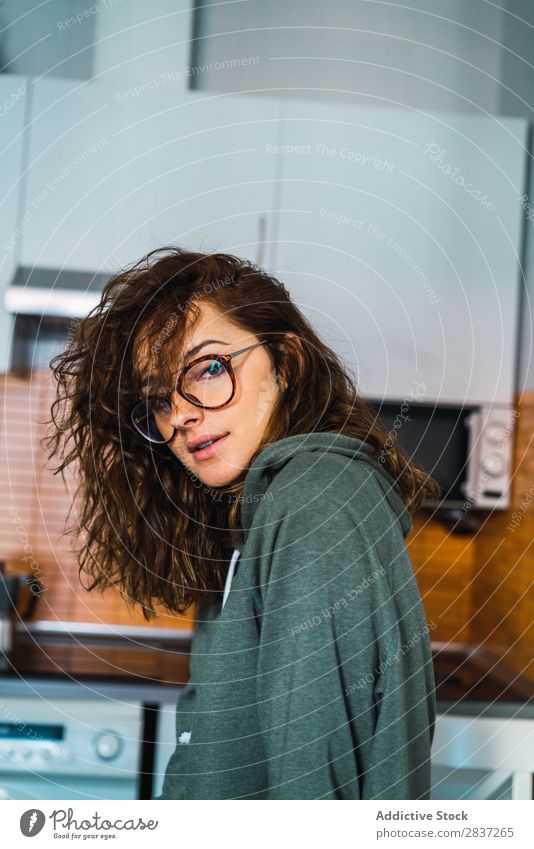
[167,389,203,430]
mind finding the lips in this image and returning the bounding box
[187,432,229,453]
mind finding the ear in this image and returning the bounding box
[281,332,305,381]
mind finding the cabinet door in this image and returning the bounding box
[21,79,282,273]
[273,99,528,405]
[0,75,27,371]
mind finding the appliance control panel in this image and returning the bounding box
[0,698,142,778]
[463,404,516,509]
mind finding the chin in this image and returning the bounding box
[195,471,236,487]
[196,460,247,489]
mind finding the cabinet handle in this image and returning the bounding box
[256,214,267,266]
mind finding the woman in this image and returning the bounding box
[46,246,440,800]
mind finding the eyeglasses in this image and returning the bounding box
[131,339,269,444]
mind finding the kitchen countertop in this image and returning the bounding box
[0,673,183,703]
[1,674,531,716]
[432,642,534,703]
[437,698,534,718]
[6,624,534,712]
[14,620,193,651]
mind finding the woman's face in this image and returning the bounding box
[138,302,284,488]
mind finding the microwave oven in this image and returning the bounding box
[367,400,516,513]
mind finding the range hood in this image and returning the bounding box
[5,265,110,318]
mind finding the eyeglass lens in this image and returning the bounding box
[132,357,234,442]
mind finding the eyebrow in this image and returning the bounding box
[183,338,229,364]
[140,339,229,388]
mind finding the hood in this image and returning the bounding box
[240,431,412,540]
[5,265,109,318]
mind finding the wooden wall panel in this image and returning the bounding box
[2,370,532,687]
[3,370,194,683]
[407,516,475,644]
[0,375,41,566]
[469,391,534,683]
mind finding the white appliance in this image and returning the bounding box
[432,702,534,800]
[369,399,516,512]
[0,696,143,800]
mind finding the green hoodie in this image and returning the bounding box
[156,432,436,800]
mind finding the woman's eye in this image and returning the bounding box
[151,396,171,414]
[201,361,223,379]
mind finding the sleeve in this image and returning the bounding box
[253,461,436,800]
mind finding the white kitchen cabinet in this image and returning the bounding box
[432,708,534,800]
[271,99,528,405]
[15,81,530,405]
[21,79,282,273]
[0,75,28,372]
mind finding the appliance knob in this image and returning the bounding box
[93,731,123,761]
[485,423,507,445]
[482,454,504,476]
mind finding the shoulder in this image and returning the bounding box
[245,452,406,613]
[266,449,393,518]
[246,451,403,559]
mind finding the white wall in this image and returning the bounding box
[0,0,94,79]
[499,0,534,393]
[192,0,506,113]
[194,0,534,393]
[92,0,194,89]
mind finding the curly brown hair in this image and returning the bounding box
[44,246,441,619]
